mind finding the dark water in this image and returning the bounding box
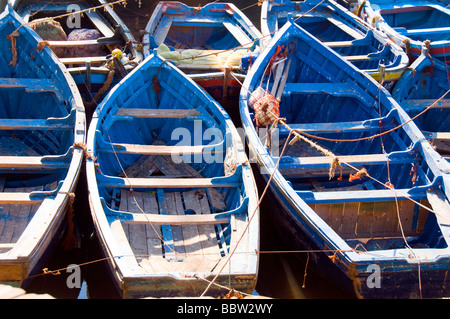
[23,0,355,299]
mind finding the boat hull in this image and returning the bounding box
[240,16,450,299]
[86,52,259,298]
[357,0,450,63]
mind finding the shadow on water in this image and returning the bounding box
[22,0,355,299]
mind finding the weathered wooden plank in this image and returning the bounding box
[110,220,142,271]
[183,190,221,273]
[11,187,35,243]
[125,211,229,225]
[327,17,364,40]
[156,189,176,260]
[0,188,17,245]
[223,22,251,45]
[323,40,354,48]
[277,153,414,170]
[177,191,204,272]
[340,202,360,239]
[401,99,450,110]
[0,78,56,93]
[125,191,148,259]
[47,39,120,47]
[103,176,238,188]
[283,82,354,95]
[165,192,186,260]
[0,156,69,169]
[84,9,115,38]
[59,56,108,64]
[116,108,200,118]
[343,55,372,62]
[99,143,223,156]
[278,119,395,135]
[299,188,426,204]
[141,192,163,258]
[0,193,43,205]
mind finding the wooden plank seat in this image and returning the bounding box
[0,155,70,170]
[343,55,375,62]
[298,187,429,204]
[0,192,44,205]
[46,38,121,47]
[0,106,75,131]
[98,163,242,189]
[97,174,242,189]
[97,142,224,156]
[282,83,354,95]
[277,151,418,170]
[323,40,355,48]
[400,99,450,110]
[113,188,228,269]
[0,78,57,93]
[423,131,450,141]
[0,116,74,131]
[277,109,399,136]
[115,108,200,119]
[0,78,63,101]
[323,29,375,48]
[95,134,224,156]
[395,26,450,36]
[277,119,396,135]
[327,17,365,40]
[107,196,247,225]
[59,56,108,65]
[276,151,419,178]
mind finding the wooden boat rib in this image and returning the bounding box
[143,1,262,106]
[0,8,85,286]
[86,52,259,298]
[9,0,143,105]
[356,0,450,63]
[261,0,409,82]
[239,16,450,298]
[392,46,450,160]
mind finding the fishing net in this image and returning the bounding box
[66,29,106,57]
[28,18,67,57]
[249,86,280,127]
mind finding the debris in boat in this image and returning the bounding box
[349,168,369,182]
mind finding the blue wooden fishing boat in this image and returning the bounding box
[355,0,450,63]
[9,0,143,108]
[143,1,262,107]
[392,46,450,160]
[85,52,260,298]
[0,8,85,287]
[261,0,409,83]
[239,16,450,298]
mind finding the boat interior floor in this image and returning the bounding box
[0,137,58,254]
[110,152,237,274]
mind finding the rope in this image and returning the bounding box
[7,31,18,67]
[83,70,115,108]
